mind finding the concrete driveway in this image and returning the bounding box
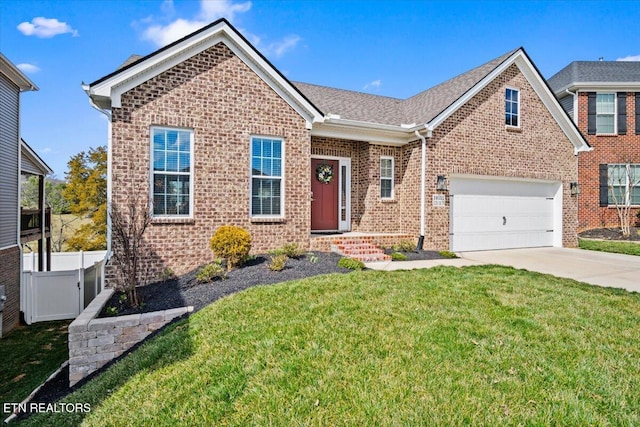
[460,247,640,293]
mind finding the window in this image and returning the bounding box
[151,127,193,217]
[251,137,283,217]
[596,93,616,134]
[505,88,519,127]
[608,164,640,205]
[380,156,394,199]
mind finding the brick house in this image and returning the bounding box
[548,61,640,231]
[84,19,589,282]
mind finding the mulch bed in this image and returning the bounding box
[16,249,447,420]
[579,227,640,242]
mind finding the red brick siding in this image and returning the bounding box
[401,64,579,249]
[110,42,310,283]
[311,137,402,232]
[0,246,21,335]
[576,92,640,230]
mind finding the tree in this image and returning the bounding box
[63,146,108,251]
[608,163,640,237]
[109,198,151,307]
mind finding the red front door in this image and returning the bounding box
[311,159,339,230]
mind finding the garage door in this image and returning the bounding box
[450,178,560,252]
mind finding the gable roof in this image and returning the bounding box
[21,139,53,176]
[548,61,640,95]
[84,18,323,126]
[83,20,589,153]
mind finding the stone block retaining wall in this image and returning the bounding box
[68,288,193,386]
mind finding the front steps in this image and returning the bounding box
[330,237,391,263]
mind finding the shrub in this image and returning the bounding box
[196,261,226,283]
[268,254,288,271]
[282,242,306,259]
[392,240,416,252]
[391,252,408,261]
[307,252,319,264]
[338,257,365,270]
[438,250,458,259]
[159,267,175,282]
[210,226,252,271]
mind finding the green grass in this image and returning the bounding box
[579,238,640,256]
[18,266,640,426]
[1,320,70,415]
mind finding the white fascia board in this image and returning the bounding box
[88,22,323,124]
[513,55,591,154]
[570,83,640,93]
[311,120,410,146]
[0,53,38,91]
[20,140,53,175]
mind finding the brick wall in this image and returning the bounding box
[401,64,579,249]
[576,92,640,230]
[110,42,311,283]
[0,246,21,335]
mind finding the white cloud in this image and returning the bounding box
[39,147,53,154]
[617,54,640,62]
[143,18,208,46]
[266,35,301,58]
[142,0,251,47]
[199,0,251,21]
[16,63,40,74]
[17,17,78,38]
[363,79,382,90]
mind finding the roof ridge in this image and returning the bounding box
[292,81,404,101]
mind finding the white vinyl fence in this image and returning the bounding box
[21,251,106,324]
[23,250,107,271]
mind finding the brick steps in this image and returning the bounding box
[331,238,391,263]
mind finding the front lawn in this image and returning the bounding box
[20,266,640,426]
[579,238,640,256]
[1,320,70,416]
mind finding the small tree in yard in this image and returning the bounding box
[109,200,151,307]
[608,163,640,237]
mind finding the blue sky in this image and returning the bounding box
[1,0,639,177]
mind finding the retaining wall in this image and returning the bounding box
[68,288,193,386]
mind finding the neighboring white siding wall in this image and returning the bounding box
[558,94,574,121]
[0,73,20,248]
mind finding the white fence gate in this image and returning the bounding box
[21,251,105,324]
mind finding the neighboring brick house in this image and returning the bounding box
[548,61,640,231]
[0,53,38,336]
[84,19,589,282]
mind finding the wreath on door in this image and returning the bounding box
[316,163,334,184]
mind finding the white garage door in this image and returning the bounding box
[450,178,560,252]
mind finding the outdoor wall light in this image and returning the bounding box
[570,182,580,196]
[436,175,447,191]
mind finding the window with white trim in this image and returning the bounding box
[251,137,283,217]
[380,156,394,199]
[505,88,519,127]
[608,164,640,205]
[151,127,193,217]
[596,93,616,134]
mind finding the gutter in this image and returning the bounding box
[414,125,433,251]
[83,86,113,288]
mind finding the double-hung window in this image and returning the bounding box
[596,93,616,134]
[608,164,640,205]
[505,88,519,127]
[151,127,193,217]
[251,137,283,217]
[380,156,394,199]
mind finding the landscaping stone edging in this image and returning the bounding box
[68,288,193,387]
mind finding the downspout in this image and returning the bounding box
[414,125,433,251]
[85,92,112,291]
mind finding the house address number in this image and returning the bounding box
[432,194,446,207]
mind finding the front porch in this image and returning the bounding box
[309,232,415,253]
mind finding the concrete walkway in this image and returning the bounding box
[460,247,640,293]
[366,247,640,293]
